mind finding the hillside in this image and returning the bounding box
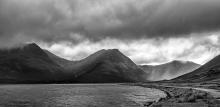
[72,49,147,83]
[0,43,67,83]
[140,60,200,81]
[45,48,148,83]
[173,55,220,82]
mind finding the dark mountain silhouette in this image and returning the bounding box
[173,55,220,82]
[46,49,147,83]
[0,42,147,83]
[0,43,68,83]
[140,60,200,81]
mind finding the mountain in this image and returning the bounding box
[173,55,220,82]
[0,43,68,83]
[75,49,147,83]
[140,60,200,81]
[0,43,147,83]
[46,49,147,83]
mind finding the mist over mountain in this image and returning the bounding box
[173,55,220,82]
[140,60,200,81]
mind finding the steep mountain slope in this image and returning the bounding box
[0,43,68,83]
[44,50,77,73]
[64,49,147,83]
[140,60,200,81]
[173,55,220,82]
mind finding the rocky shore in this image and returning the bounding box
[125,83,220,107]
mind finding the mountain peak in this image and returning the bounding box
[105,49,122,55]
[22,43,48,57]
[97,49,120,54]
[171,60,182,64]
[171,60,187,63]
[170,60,197,65]
[25,43,39,48]
[107,49,120,52]
[99,49,129,62]
[87,49,125,61]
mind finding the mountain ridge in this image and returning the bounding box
[0,43,147,83]
[140,60,200,81]
[173,55,220,82]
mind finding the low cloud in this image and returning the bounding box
[41,33,220,65]
[1,0,220,44]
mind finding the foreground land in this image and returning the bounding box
[125,82,220,107]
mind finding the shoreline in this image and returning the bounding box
[1,83,219,106]
[124,83,220,107]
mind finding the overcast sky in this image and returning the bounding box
[0,0,220,65]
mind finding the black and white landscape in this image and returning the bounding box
[0,0,220,107]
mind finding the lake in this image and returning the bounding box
[0,84,166,107]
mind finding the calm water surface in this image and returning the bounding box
[0,84,166,107]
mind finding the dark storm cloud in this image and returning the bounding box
[85,0,220,38]
[0,0,220,43]
[1,0,220,64]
